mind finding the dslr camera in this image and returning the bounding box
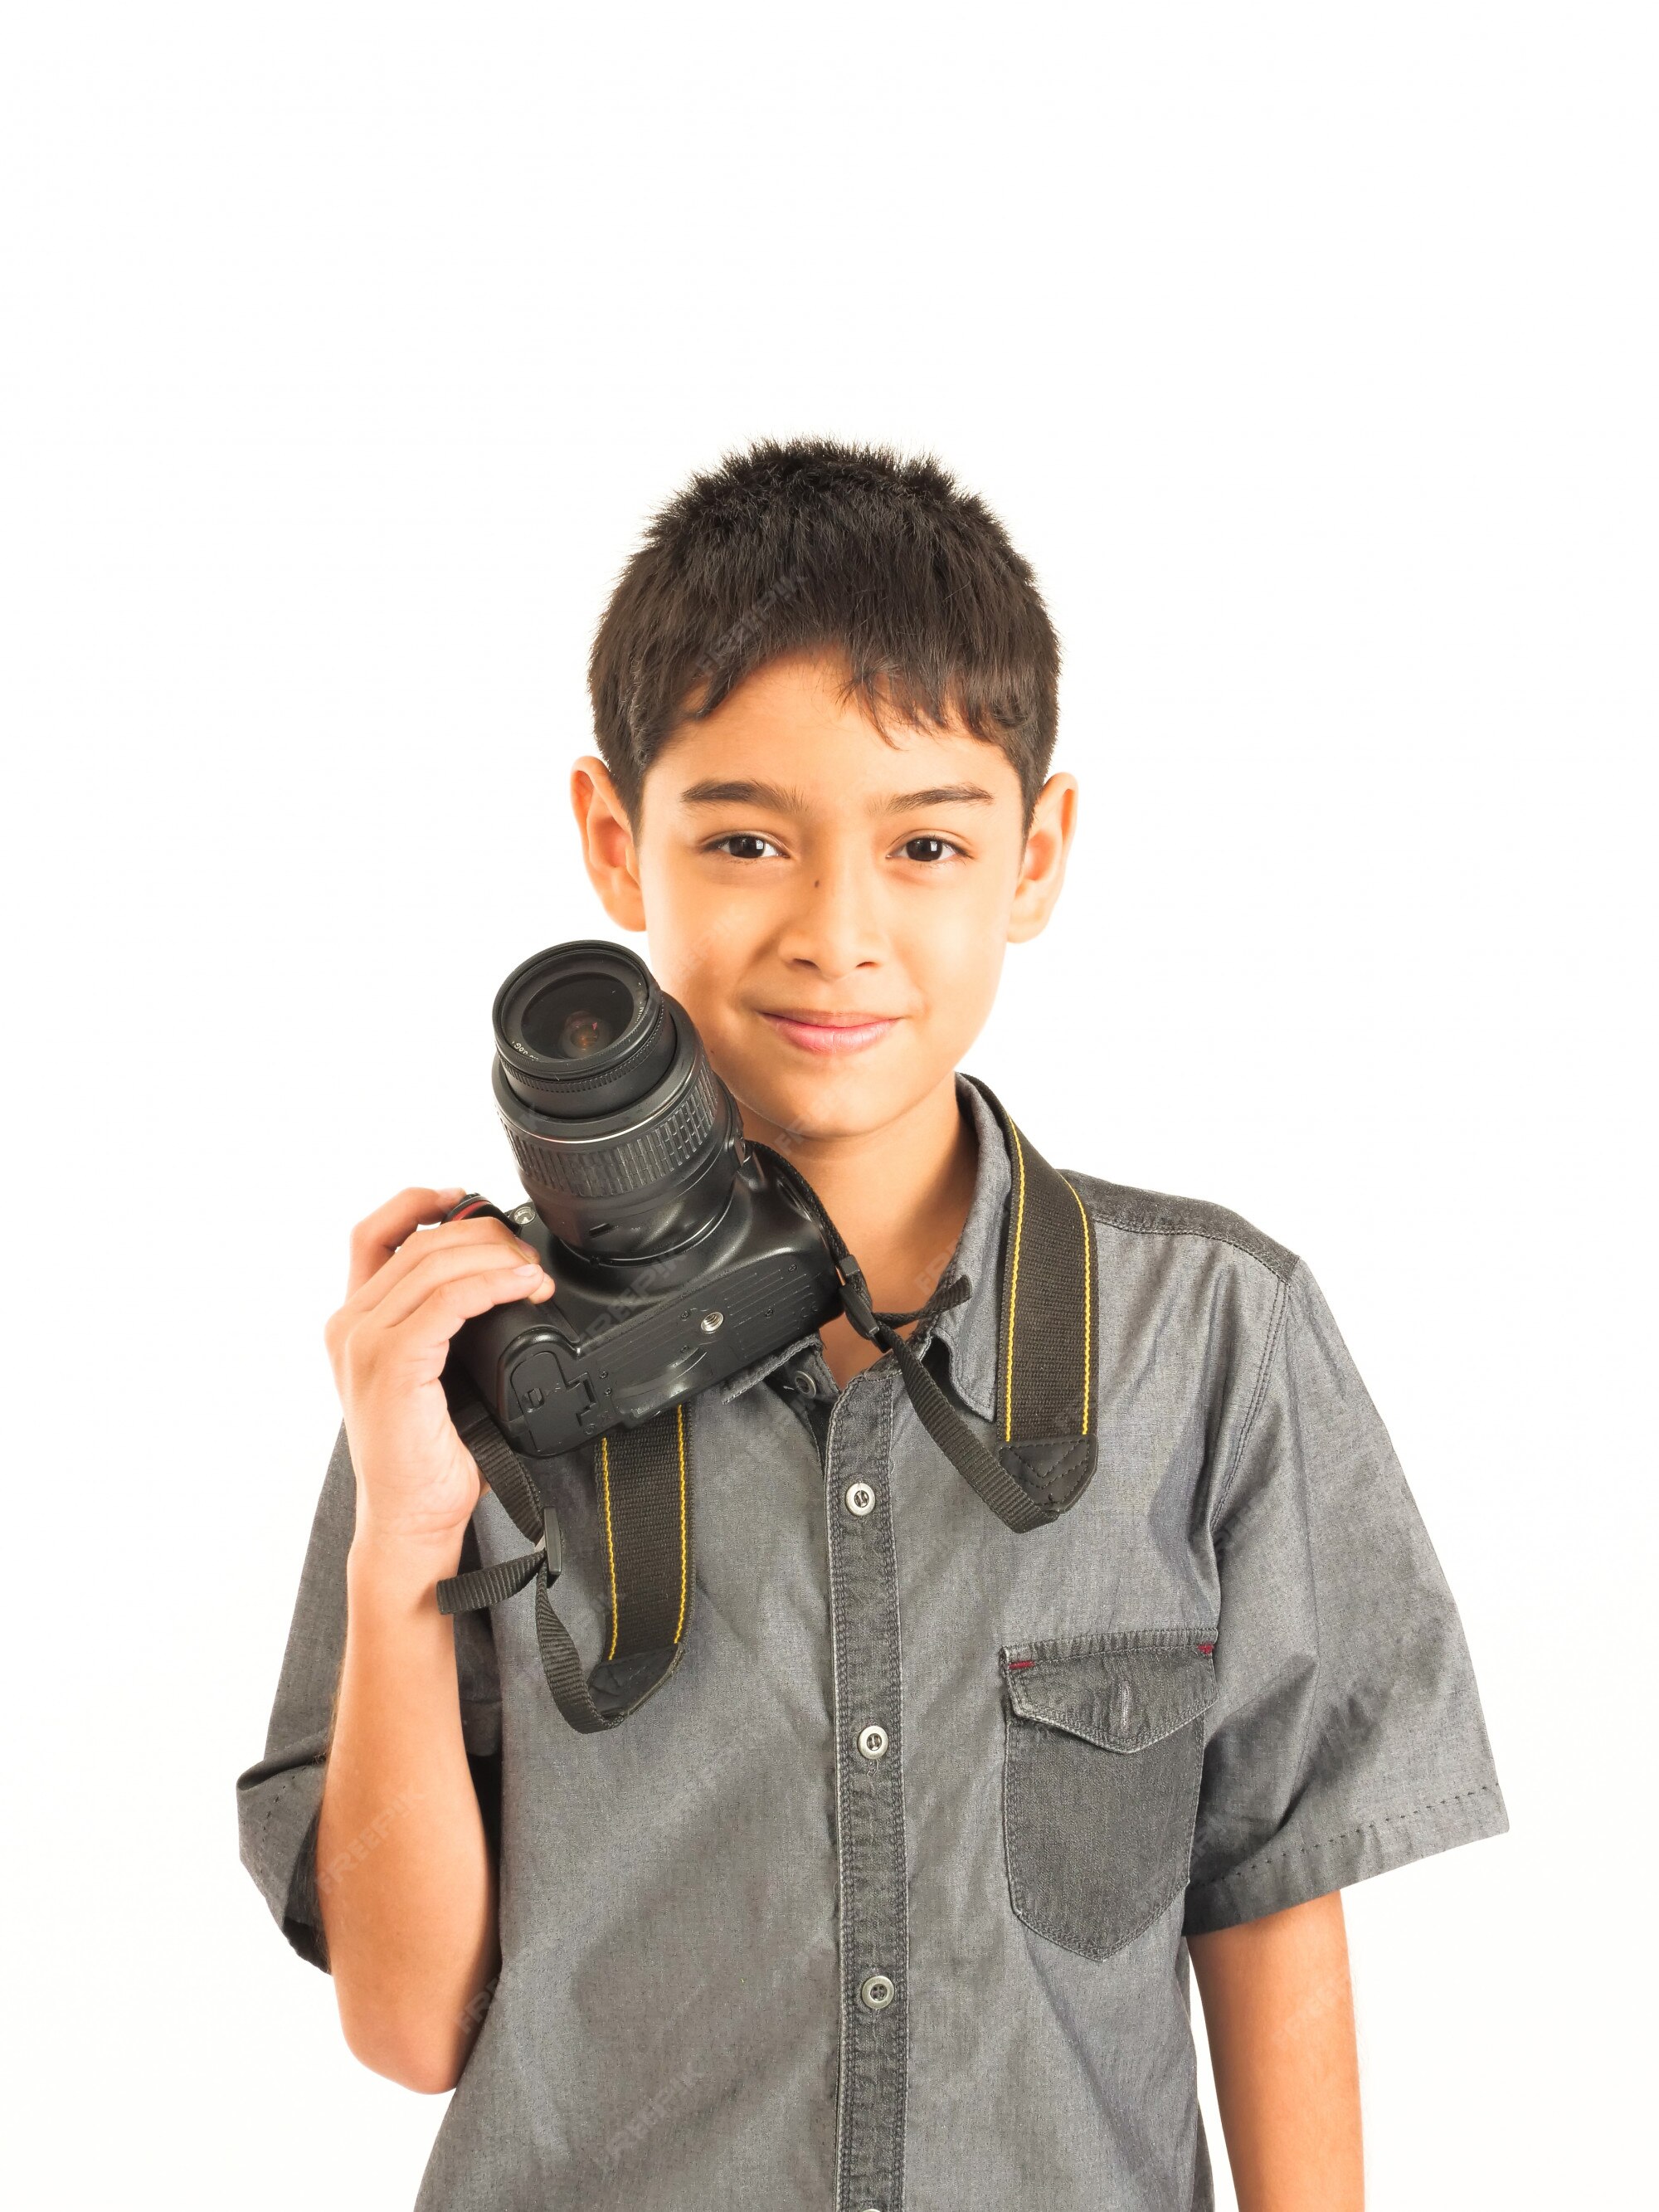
[444,940,844,1457]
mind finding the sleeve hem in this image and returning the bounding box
[1182,1778,1510,1935]
[280,1800,331,1973]
[236,1750,333,1976]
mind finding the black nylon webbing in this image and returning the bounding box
[437,1373,693,1733]
[747,1111,1096,1532]
[591,1406,692,1664]
[966,1076,1099,1516]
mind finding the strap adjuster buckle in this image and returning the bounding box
[542,1499,564,1579]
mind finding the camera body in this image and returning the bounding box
[445,941,844,1459]
[450,1160,839,1457]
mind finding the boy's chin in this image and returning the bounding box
[725,1044,924,1150]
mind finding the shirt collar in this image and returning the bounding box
[720,1071,1007,1419]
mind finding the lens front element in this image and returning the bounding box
[518,972,635,1060]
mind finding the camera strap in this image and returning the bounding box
[748,1074,1097,1535]
[437,1368,694,1733]
[436,1074,1097,1728]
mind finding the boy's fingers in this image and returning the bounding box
[344,1186,470,1295]
[378,1268,555,1374]
[358,1241,554,1337]
[346,1215,542,1318]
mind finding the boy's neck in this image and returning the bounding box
[741,1073,980,1386]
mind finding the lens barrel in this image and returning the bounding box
[490,941,742,1259]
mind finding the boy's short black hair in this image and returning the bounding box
[588,437,1059,826]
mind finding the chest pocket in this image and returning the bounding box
[1000,1632,1217,1961]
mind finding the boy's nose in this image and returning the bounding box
[776,865,886,979]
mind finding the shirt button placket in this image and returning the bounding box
[824,1367,908,2212]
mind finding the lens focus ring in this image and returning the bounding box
[499,1050,723,1201]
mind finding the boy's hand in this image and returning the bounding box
[324,1186,556,1563]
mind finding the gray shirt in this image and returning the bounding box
[236,1073,1506,2211]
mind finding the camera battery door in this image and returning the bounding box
[498,1239,843,1457]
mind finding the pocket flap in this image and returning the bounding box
[1001,1634,1216,1752]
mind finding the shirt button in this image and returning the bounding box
[857,1723,888,1760]
[857,1971,896,2011]
[844,1480,877,1518]
[789,1367,818,1397]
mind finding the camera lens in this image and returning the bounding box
[490,941,741,1260]
[518,972,637,1063]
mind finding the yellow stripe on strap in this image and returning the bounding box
[673,1400,689,1644]
[1066,1176,1092,1435]
[601,1432,620,1661]
[1003,1120,1028,1443]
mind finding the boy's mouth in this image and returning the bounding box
[757,1008,902,1056]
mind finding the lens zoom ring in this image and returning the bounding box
[504,1053,723,1200]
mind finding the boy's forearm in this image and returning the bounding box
[1189,1892,1363,2212]
[316,1536,499,2093]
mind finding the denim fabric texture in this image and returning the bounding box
[1002,1632,1217,1961]
[237,1074,1507,2210]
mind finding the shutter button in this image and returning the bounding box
[858,1971,896,2011]
[844,1480,876,1518]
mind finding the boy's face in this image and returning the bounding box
[572,652,1076,1145]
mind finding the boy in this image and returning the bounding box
[237,439,1506,2210]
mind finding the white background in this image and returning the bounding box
[2,6,1652,2205]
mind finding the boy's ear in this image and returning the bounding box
[571,755,647,931]
[1007,771,1079,944]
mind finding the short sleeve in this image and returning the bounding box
[1184,1257,1508,1935]
[234,1425,504,1971]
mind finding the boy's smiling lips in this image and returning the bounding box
[756,1007,902,1055]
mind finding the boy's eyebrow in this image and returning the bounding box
[679,777,811,811]
[678,777,998,812]
[879,782,997,811]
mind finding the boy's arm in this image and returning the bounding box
[1190,1893,1363,2212]
[316,1528,499,2093]
[310,1186,555,2090]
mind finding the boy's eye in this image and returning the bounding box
[896,836,961,864]
[708,833,782,860]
